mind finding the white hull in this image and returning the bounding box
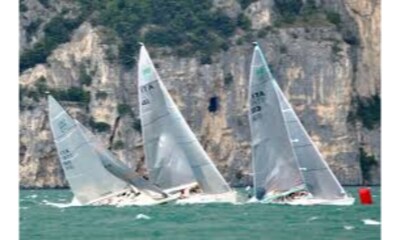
[89,188,180,207]
[113,193,180,207]
[258,196,355,206]
[175,191,238,205]
[163,182,199,194]
[285,197,355,206]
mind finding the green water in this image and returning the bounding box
[20,187,380,240]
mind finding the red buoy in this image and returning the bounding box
[358,187,373,204]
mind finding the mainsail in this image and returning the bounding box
[248,44,305,200]
[138,44,231,194]
[48,96,129,204]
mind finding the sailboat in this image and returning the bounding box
[248,43,354,205]
[48,95,179,206]
[137,44,237,204]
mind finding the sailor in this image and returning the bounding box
[190,184,201,194]
[298,190,309,198]
[245,186,253,199]
[255,187,266,200]
[179,188,190,199]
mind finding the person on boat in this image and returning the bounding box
[282,190,310,202]
[274,196,285,202]
[245,186,253,199]
[179,188,190,199]
[255,187,266,200]
[296,190,310,198]
[190,184,201,194]
[179,183,201,199]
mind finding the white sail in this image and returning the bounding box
[248,43,349,201]
[75,120,169,198]
[248,44,306,200]
[138,44,231,194]
[48,96,129,204]
[273,83,347,199]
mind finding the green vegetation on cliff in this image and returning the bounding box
[77,0,239,67]
[21,0,252,70]
[20,16,83,72]
[89,117,111,133]
[117,104,133,117]
[359,148,378,184]
[20,0,347,71]
[347,95,381,130]
[20,76,91,106]
[273,0,341,28]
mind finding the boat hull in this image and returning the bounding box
[175,190,238,205]
[258,196,355,206]
[112,192,180,207]
[285,197,355,206]
[89,188,180,207]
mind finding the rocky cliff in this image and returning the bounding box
[19,0,380,188]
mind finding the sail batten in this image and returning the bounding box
[138,45,231,194]
[141,112,171,127]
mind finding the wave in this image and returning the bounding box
[42,197,82,208]
[362,219,380,225]
[135,214,151,220]
[344,225,355,230]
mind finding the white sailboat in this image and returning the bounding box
[48,95,179,207]
[248,43,354,206]
[137,44,237,204]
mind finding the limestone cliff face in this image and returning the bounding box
[19,0,380,188]
[20,0,79,51]
[344,0,381,184]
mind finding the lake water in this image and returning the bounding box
[20,187,380,240]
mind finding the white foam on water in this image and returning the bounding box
[246,197,259,204]
[307,216,319,222]
[28,194,37,199]
[135,214,151,220]
[344,225,355,230]
[42,198,82,208]
[362,219,381,225]
[175,192,237,205]
[232,201,245,206]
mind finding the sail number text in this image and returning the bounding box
[140,83,155,106]
[250,90,266,115]
[59,149,75,170]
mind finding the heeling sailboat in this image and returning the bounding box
[48,95,178,206]
[138,44,236,204]
[248,43,354,205]
[75,120,178,202]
